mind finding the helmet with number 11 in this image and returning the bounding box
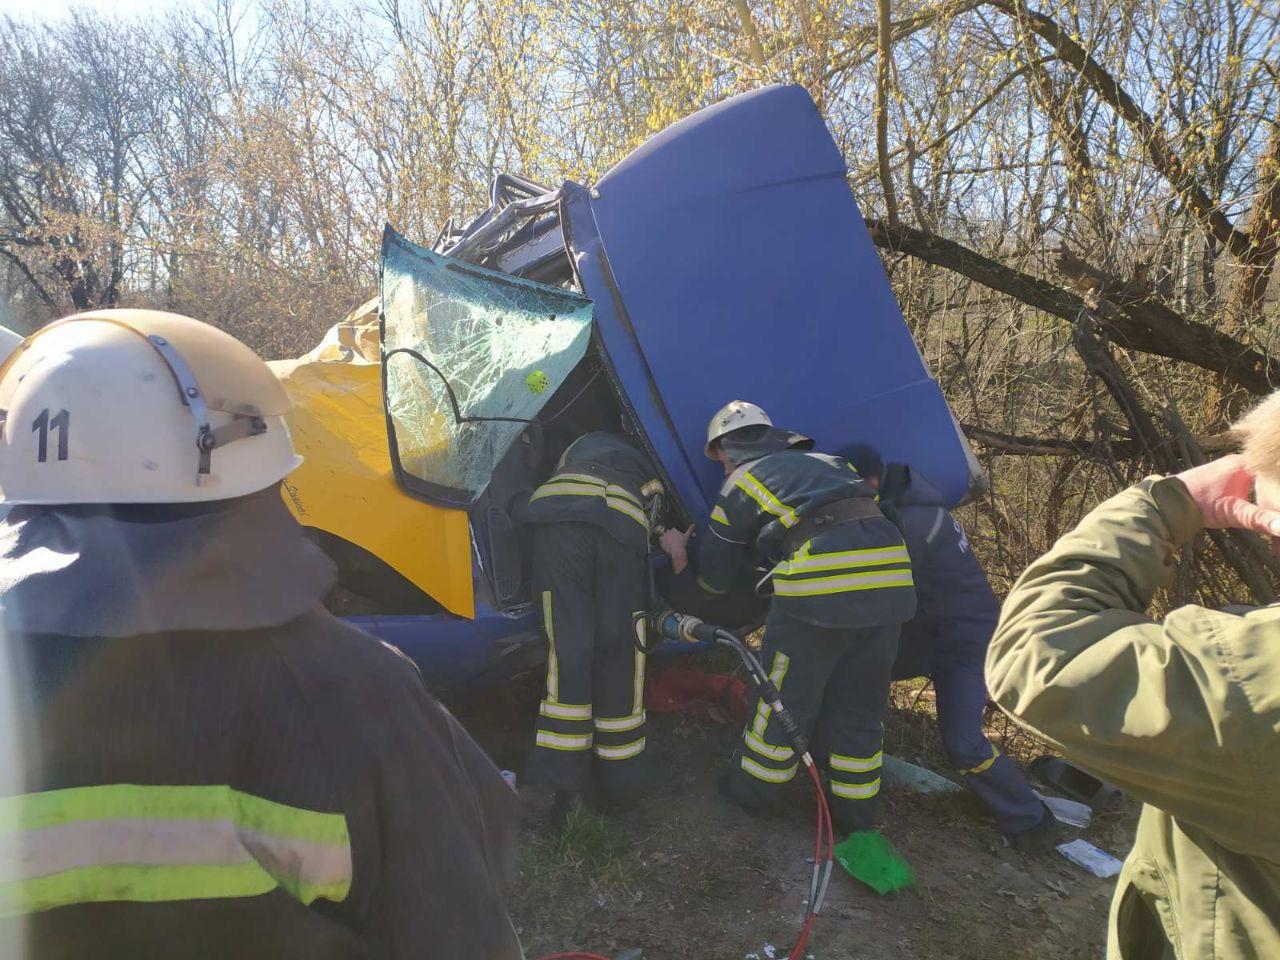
[0,310,301,505]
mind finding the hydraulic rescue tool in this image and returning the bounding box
[535,610,836,960]
[652,610,836,960]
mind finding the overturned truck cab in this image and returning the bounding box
[276,83,985,694]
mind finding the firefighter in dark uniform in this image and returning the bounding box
[661,402,916,834]
[521,430,664,824]
[845,446,1063,852]
[0,310,522,959]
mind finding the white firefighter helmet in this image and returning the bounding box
[0,309,302,505]
[705,400,773,458]
[0,326,23,366]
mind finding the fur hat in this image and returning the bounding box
[1233,391,1280,482]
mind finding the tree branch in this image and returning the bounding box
[986,0,1252,258]
[961,422,1236,459]
[1056,247,1278,394]
[875,0,899,227]
[865,217,1276,393]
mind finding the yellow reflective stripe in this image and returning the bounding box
[551,472,607,487]
[0,785,351,915]
[696,575,730,596]
[532,481,646,528]
[540,701,592,721]
[777,546,910,576]
[710,505,730,525]
[605,484,642,508]
[530,483,604,501]
[751,652,791,737]
[607,496,648,528]
[773,570,914,597]
[543,591,559,702]
[831,777,881,800]
[963,744,1000,776]
[744,729,794,762]
[595,737,646,761]
[632,622,647,714]
[740,755,798,783]
[735,472,798,528]
[536,731,593,751]
[595,711,646,733]
[830,750,882,773]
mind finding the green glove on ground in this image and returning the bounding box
[834,829,915,895]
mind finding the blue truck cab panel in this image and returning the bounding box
[357,85,983,692]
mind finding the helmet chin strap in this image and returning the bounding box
[144,333,266,485]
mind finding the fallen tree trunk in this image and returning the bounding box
[961,423,1236,460]
[865,218,1276,394]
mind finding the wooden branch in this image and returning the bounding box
[731,0,766,70]
[1225,120,1280,331]
[874,0,899,227]
[1056,248,1278,395]
[962,423,1237,459]
[865,218,1275,393]
[986,0,1251,258]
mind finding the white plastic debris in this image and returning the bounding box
[1037,791,1092,828]
[882,754,963,794]
[1056,839,1123,878]
[500,769,517,790]
[762,945,777,960]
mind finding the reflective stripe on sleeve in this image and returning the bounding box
[710,505,730,525]
[735,472,799,528]
[0,785,351,916]
[696,575,730,596]
[830,777,881,800]
[606,495,648,528]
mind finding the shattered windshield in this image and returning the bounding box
[380,227,594,505]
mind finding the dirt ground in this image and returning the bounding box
[456,654,1139,960]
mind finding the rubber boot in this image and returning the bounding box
[1009,803,1067,854]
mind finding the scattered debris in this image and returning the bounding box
[1031,756,1121,812]
[1042,877,1072,898]
[1037,791,1091,828]
[1056,839,1123,878]
[882,754,962,794]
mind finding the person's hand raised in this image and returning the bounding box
[1175,454,1280,537]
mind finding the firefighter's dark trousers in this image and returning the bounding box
[531,522,649,798]
[893,626,1045,837]
[722,606,899,832]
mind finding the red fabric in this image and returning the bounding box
[645,667,749,726]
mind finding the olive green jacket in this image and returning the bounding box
[987,477,1280,960]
